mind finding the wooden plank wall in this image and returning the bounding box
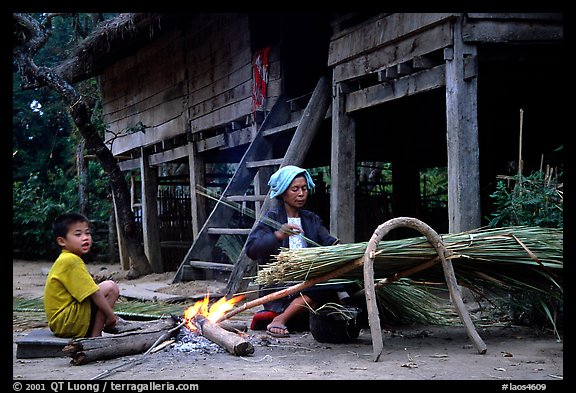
[101,13,283,157]
[101,27,188,156]
[186,13,281,136]
[328,13,458,84]
[186,14,252,134]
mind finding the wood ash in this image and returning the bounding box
[172,326,226,355]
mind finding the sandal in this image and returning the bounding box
[267,324,290,338]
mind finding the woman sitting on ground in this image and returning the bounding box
[245,165,354,338]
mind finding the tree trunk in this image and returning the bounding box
[108,203,118,264]
[13,13,151,278]
[76,140,88,216]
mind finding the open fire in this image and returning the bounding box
[182,293,245,331]
[177,293,255,356]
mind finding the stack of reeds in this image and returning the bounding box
[254,226,562,333]
[255,226,563,322]
[13,297,186,321]
[256,226,562,293]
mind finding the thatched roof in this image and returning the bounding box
[54,13,185,83]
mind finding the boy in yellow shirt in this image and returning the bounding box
[44,213,120,337]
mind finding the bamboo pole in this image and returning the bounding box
[518,108,524,177]
[217,256,365,323]
[350,255,441,298]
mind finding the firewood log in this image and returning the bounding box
[194,316,254,356]
[63,318,177,365]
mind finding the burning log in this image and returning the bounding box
[193,315,254,356]
[219,320,248,333]
[63,318,177,365]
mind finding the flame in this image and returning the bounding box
[183,294,245,331]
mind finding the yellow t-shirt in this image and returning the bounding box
[43,250,100,337]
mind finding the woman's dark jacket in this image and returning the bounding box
[245,204,353,315]
[245,204,338,265]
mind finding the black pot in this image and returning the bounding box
[309,305,361,343]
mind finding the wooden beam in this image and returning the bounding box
[112,193,130,271]
[148,144,189,166]
[328,13,458,67]
[246,158,284,168]
[260,120,300,137]
[118,158,140,171]
[140,148,163,273]
[282,77,332,167]
[109,116,187,156]
[466,13,563,21]
[187,142,205,241]
[189,97,253,134]
[346,64,446,113]
[195,124,257,153]
[331,80,356,243]
[332,21,453,83]
[445,16,481,232]
[462,19,563,43]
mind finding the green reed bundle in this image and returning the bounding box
[255,226,563,311]
[13,296,186,320]
[374,279,451,326]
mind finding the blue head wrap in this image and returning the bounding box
[268,165,315,199]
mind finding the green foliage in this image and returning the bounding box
[486,168,563,336]
[13,171,73,259]
[420,166,448,209]
[488,170,563,229]
[13,14,116,261]
[12,75,72,182]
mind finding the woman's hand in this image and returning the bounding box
[274,223,302,241]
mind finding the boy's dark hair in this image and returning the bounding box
[53,213,90,239]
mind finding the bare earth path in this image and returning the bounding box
[12,260,566,387]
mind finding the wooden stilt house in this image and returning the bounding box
[68,12,563,295]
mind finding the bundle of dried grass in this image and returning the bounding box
[374,279,452,326]
[255,226,562,335]
[256,226,562,314]
[256,226,562,291]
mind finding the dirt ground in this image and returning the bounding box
[12,259,566,385]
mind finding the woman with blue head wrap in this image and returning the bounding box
[268,165,316,199]
[246,165,356,338]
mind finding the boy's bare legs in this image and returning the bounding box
[267,294,315,336]
[88,280,120,337]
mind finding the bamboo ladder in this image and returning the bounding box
[172,76,332,297]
